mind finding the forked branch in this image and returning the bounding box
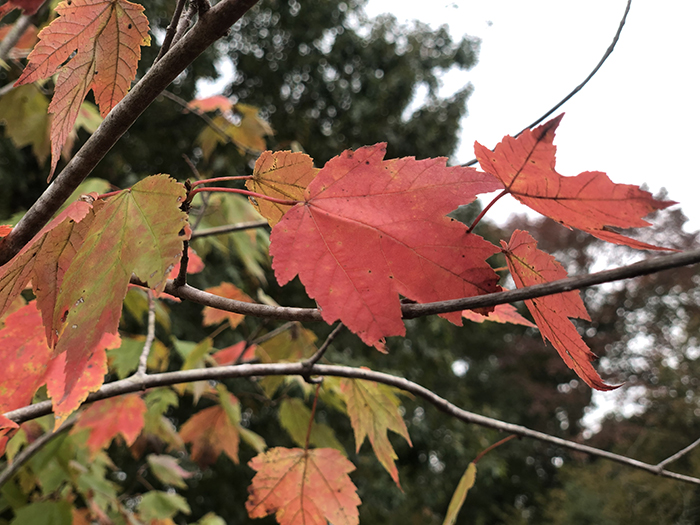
[3,362,698,486]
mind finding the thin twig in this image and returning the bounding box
[462,0,632,167]
[0,415,77,488]
[190,220,269,239]
[155,0,189,62]
[303,323,344,369]
[149,247,700,323]
[4,363,699,486]
[161,90,231,142]
[136,292,157,376]
[250,322,296,346]
[655,437,700,472]
[473,434,517,464]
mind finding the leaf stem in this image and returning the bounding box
[467,189,509,233]
[473,434,517,464]
[190,176,253,187]
[188,187,300,206]
[304,384,322,451]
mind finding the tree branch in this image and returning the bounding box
[0,0,261,266]
[189,220,269,239]
[655,437,700,472]
[0,415,77,488]
[3,363,698,486]
[159,247,700,322]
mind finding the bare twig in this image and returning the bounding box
[302,323,344,369]
[155,0,189,62]
[249,321,296,345]
[161,90,231,142]
[136,292,157,376]
[655,437,700,472]
[0,415,77,488]
[462,0,632,167]
[0,0,261,266]
[3,363,699,486]
[150,247,700,323]
[190,220,269,239]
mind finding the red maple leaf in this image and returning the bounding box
[0,0,45,18]
[15,0,150,178]
[212,341,257,365]
[0,197,94,321]
[501,230,616,390]
[475,115,675,250]
[270,143,503,348]
[46,334,119,427]
[70,394,146,456]
[246,447,360,525]
[0,302,53,427]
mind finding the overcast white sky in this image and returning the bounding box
[365,0,700,231]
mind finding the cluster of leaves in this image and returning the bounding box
[0,0,685,523]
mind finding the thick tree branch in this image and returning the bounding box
[3,363,698,486]
[156,247,700,322]
[0,0,261,266]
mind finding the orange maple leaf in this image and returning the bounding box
[475,114,675,250]
[246,447,360,525]
[270,143,503,348]
[179,392,241,466]
[246,150,319,227]
[70,394,146,456]
[501,230,616,390]
[340,378,411,488]
[462,303,535,327]
[15,0,151,178]
[201,282,253,328]
[187,95,233,113]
